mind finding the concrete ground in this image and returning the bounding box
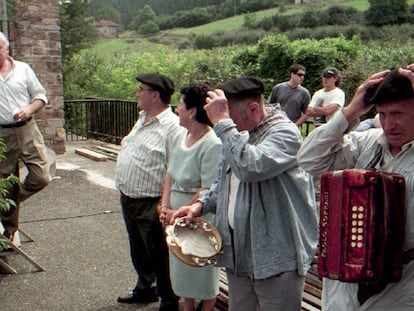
[0,141,164,311]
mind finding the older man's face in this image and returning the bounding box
[377,99,414,152]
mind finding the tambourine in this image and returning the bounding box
[165,217,222,267]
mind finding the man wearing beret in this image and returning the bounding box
[298,66,414,310]
[115,73,180,311]
[171,77,318,310]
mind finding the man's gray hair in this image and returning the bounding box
[0,31,10,47]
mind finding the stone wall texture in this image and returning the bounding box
[13,0,65,154]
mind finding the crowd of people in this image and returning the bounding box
[2,25,414,310]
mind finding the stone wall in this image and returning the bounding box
[13,0,65,154]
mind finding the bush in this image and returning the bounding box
[365,0,410,27]
[139,20,160,35]
[191,34,219,50]
[216,29,265,46]
[299,8,321,28]
[0,139,19,251]
[321,6,362,26]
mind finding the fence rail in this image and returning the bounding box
[64,98,138,145]
[64,98,315,146]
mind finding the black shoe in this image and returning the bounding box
[117,289,159,304]
[195,301,203,311]
[159,299,179,311]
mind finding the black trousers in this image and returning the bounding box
[120,193,177,302]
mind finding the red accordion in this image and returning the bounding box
[318,169,406,283]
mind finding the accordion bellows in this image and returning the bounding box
[318,169,406,283]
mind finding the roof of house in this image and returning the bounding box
[95,19,118,27]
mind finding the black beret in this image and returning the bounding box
[322,67,340,77]
[364,69,414,105]
[136,73,175,96]
[220,76,265,99]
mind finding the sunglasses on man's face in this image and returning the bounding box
[296,73,305,77]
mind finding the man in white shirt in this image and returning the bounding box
[305,67,346,126]
[298,66,414,310]
[115,73,180,311]
[0,31,53,244]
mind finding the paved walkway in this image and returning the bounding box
[0,141,162,311]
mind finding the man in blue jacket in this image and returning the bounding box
[171,77,318,311]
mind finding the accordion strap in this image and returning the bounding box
[365,145,382,170]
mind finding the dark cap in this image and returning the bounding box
[322,67,340,77]
[220,76,264,99]
[364,69,414,105]
[136,73,175,96]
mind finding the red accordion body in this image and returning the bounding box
[318,169,406,283]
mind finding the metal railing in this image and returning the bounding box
[64,98,138,145]
[63,98,315,146]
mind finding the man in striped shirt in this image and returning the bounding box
[115,73,180,311]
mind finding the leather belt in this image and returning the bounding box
[0,117,32,128]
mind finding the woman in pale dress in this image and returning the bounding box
[159,84,222,311]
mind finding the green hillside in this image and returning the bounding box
[90,0,414,58]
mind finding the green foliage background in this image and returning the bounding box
[64,34,414,109]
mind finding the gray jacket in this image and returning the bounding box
[200,108,318,279]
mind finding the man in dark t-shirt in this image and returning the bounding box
[268,64,311,126]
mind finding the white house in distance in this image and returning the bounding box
[95,19,119,38]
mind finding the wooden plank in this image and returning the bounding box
[102,143,122,152]
[95,145,121,155]
[301,300,321,311]
[302,291,322,307]
[75,148,108,161]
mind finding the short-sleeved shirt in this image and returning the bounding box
[115,108,180,198]
[310,87,345,123]
[267,82,310,122]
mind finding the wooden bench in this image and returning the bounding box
[215,260,322,311]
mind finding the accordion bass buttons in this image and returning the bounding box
[350,205,365,249]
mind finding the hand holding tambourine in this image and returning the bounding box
[165,217,222,267]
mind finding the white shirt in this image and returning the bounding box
[115,107,180,198]
[0,57,48,124]
[298,112,414,310]
[310,87,345,122]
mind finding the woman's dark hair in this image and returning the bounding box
[180,83,213,126]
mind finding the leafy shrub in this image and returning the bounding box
[139,20,160,35]
[272,13,300,32]
[0,139,19,251]
[191,34,219,50]
[321,6,362,26]
[299,8,322,29]
[365,0,410,27]
[216,29,265,46]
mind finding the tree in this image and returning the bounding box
[139,20,159,35]
[60,0,98,60]
[96,6,122,25]
[365,0,409,27]
[128,5,156,31]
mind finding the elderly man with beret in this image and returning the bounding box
[115,73,180,311]
[298,65,414,310]
[171,77,318,310]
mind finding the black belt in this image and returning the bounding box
[0,117,32,128]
